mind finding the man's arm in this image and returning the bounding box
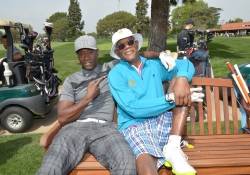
[58,76,105,126]
[141,50,160,58]
[40,121,61,149]
[40,76,105,149]
[153,57,194,106]
[141,49,195,106]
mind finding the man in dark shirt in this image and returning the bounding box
[37,35,136,175]
[177,19,195,52]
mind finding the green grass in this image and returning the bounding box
[208,37,250,77]
[186,120,242,135]
[52,36,250,80]
[0,134,43,175]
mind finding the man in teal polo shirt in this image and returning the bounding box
[108,28,203,175]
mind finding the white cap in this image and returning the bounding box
[110,28,143,59]
[74,35,97,52]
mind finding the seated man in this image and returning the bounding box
[108,28,203,175]
[1,34,23,62]
[0,34,24,83]
[37,35,136,175]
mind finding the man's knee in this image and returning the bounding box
[136,153,158,175]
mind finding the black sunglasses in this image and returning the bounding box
[116,39,135,51]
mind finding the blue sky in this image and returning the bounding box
[0,0,249,33]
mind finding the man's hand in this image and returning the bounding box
[85,76,106,101]
[172,77,191,106]
[159,51,177,71]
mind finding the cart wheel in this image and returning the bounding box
[1,107,33,133]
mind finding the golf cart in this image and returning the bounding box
[0,20,60,133]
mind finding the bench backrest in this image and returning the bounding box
[188,77,242,136]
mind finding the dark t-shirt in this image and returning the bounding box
[177,29,194,51]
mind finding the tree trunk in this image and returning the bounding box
[148,0,169,51]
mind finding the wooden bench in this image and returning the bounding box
[69,77,250,175]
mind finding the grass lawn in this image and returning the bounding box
[1,36,250,80]
[0,36,249,174]
[0,134,43,175]
[51,36,250,81]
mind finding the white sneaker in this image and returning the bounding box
[163,144,196,175]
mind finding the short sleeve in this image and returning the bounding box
[60,77,75,102]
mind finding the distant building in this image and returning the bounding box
[210,22,250,37]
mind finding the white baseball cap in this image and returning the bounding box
[110,28,143,59]
[74,35,97,52]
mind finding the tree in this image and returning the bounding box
[67,0,84,40]
[96,11,136,37]
[171,1,221,33]
[135,0,150,36]
[47,12,69,41]
[147,0,202,51]
[228,18,243,23]
[148,0,169,51]
[47,12,67,23]
[53,18,69,41]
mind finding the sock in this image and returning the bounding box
[168,135,181,147]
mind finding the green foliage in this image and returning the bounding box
[53,18,69,42]
[67,0,84,40]
[96,11,136,37]
[182,0,196,3]
[47,12,67,23]
[87,32,97,38]
[227,18,243,23]
[47,12,69,41]
[135,0,150,36]
[171,0,221,33]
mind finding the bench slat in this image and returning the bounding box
[222,87,230,134]
[196,166,250,175]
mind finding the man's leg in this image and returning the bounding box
[37,123,89,175]
[136,153,158,175]
[163,79,196,175]
[163,107,196,175]
[89,123,136,175]
[171,106,188,135]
